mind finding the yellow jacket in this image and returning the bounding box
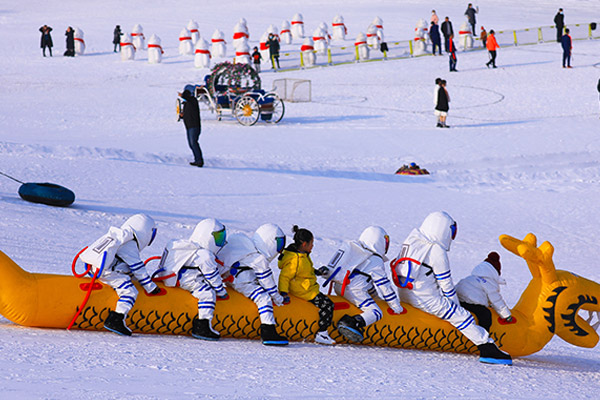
[277,246,320,301]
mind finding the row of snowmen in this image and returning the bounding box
[413,18,474,55]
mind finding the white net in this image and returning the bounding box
[272,78,312,103]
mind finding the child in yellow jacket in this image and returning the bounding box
[278,225,336,345]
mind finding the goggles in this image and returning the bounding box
[276,236,286,253]
[450,222,457,240]
[212,228,227,247]
[384,235,390,253]
[148,227,157,246]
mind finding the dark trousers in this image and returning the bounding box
[186,126,203,164]
[487,50,497,67]
[253,62,261,73]
[460,302,492,332]
[449,54,457,71]
[556,26,563,42]
[309,293,334,332]
[443,37,449,52]
[114,43,121,52]
[562,51,571,67]
[270,55,280,69]
[432,41,442,55]
[42,45,52,57]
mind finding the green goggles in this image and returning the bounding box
[212,228,227,247]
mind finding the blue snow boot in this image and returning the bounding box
[478,343,513,365]
[103,311,132,336]
[337,314,366,342]
[191,318,220,341]
[260,324,288,346]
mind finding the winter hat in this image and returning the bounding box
[485,252,501,275]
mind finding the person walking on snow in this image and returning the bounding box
[179,88,204,167]
[485,29,499,68]
[554,8,565,42]
[441,17,454,53]
[456,252,514,332]
[464,3,479,34]
[78,214,162,336]
[251,46,262,72]
[392,211,512,365]
[113,25,122,52]
[278,226,336,345]
[154,219,229,340]
[39,25,53,57]
[429,21,442,56]
[64,27,75,57]
[561,28,573,68]
[448,36,458,72]
[434,78,450,128]
[480,26,487,48]
[320,226,404,343]
[217,224,289,345]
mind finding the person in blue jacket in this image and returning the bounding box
[561,28,572,68]
[429,21,442,56]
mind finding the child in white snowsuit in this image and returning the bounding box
[456,252,513,332]
[322,226,403,342]
[79,214,161,336]
[217,223,289,345]
[393,211,512,365]
[155,218,229,340]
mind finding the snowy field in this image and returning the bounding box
[1,0,600,398]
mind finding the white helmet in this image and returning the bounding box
[358,225,390,260]
[121,214,156,250]
[190,218,227,254]
[419,211,457,251]
[252,223,286,262]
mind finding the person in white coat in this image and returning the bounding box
[216,223,289,345]
[154,219,229,340]
[78,214,161,336]
[392,211,512,365]
[456,252,513,332]
[320,226,403,342]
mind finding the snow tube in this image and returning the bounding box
[18,182,75,207]
[0,233,598,357]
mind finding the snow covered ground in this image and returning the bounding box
[1,0,600,398]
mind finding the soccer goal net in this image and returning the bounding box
[272,78,312,102]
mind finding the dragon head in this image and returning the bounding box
[500,233,600,348]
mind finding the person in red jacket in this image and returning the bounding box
[485,30,499,68]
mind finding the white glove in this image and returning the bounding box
[391,303,404,315]
[272,292,285,306]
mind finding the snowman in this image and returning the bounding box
[194,38,211,68]
[147,34,163,64]
[233,21,249,48]
[291,13,305,39]
[372,16,384,42]
[211,29,226,58]
[366,24,380,48]
[280,20,292,44]
[300,37,315,67]
[187,20,200,44]
[131,24,145,50]
[74,27,85,55]
[458,21,474,49]
[312,27,328,55]
[355,32,369,61]
[179,28,194,55]
[318,22,331,44]
[414,19,428,54]
[332,15,347,40]
[120,33,135,61]
[234,42,251,64]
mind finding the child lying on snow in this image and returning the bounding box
[79,214,161,336]
[456,252,513,332]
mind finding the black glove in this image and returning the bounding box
[280,292,291,305]
[149,286,162,295]
[315,266,329,276]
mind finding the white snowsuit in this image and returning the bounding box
[158,240,228,320]
[79,215,158,316]
[328,227,403,326]
[456,261,511,319]
[393,211,491,346]
[217,233,284,325]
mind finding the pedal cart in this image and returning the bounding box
[182,62,285,126]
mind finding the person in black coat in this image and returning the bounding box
[267,33,280,69]
[429,21,442,55]
[179,89,204,167]
[113,25,122,52]
[554,8,565,42]
[464,3,479,34]
[39,25,53,57]
[64,27,75,57]
[561,28,572,68]
[597,78,600,118]
[441,17,454,52]
[434,79,450,128]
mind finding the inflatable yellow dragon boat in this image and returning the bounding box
[0,233,598,358]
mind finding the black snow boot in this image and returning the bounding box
[478,343,513,365]
[337,314,366,342]
[260,324,288,346]
[191,318,220,341]
[103,311,132,336]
